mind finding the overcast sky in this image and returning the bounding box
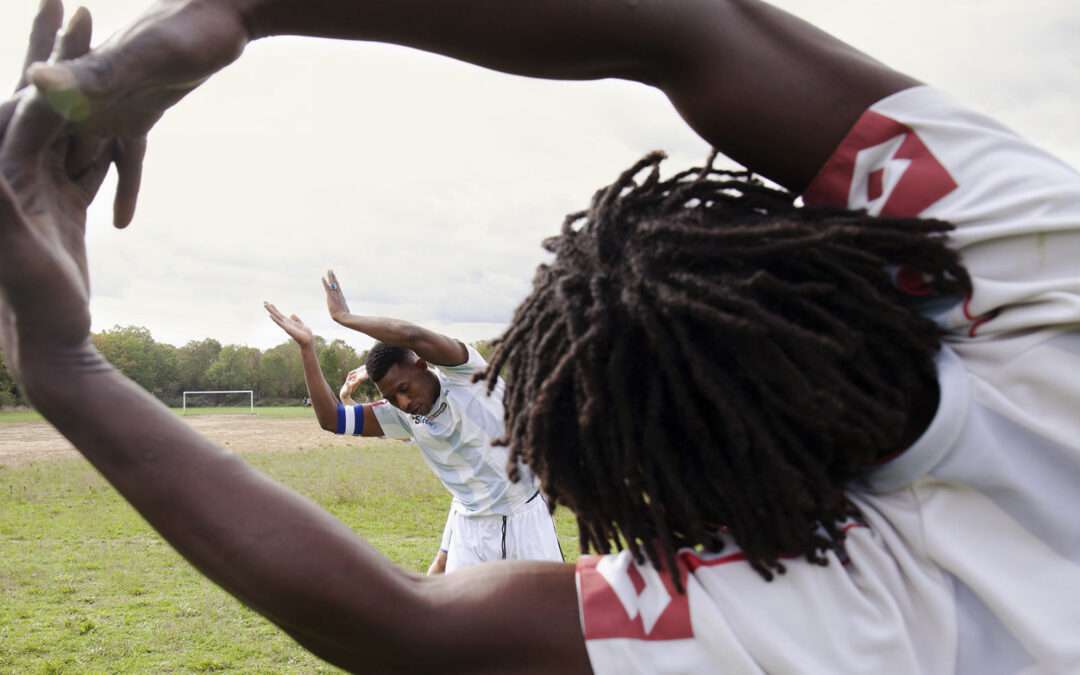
[1,0,1078,353]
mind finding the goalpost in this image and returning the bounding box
[182,390,255,415]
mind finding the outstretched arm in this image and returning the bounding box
[231,0,916,190]
[264,302,385,437]
[264,302,339,431]
[32,0,916,224]
[0,10,587,672]
[322,271,468,367]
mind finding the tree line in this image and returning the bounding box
[0,325,495,408]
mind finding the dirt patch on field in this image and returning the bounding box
[0,416,363,467]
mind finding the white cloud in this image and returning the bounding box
[2,0,1078,351]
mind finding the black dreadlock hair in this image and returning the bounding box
[365,342,411,383]
[478,151,971,588]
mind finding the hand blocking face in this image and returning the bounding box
[0,2,112,376]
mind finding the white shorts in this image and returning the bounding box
[442,492,564,573]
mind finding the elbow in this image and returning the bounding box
[317,411,339,433]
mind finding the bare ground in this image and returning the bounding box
[0,416,363,467]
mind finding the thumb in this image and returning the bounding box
[27,61,93,123]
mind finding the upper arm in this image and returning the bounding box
[281,561,588,675]
[405,562,591,675]
[651,0,917,192]
[361,404,385,437]
[419,562,590,675]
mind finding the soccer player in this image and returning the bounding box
[7,1,1080,674]
[339,365,451,576]
[264,279,563,574]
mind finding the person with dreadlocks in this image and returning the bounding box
[264,274,563,575]
[6,0,1080,673]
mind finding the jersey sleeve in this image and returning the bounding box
[803,85,1080,339]
[576,552,724,675]
[368,400,412,440]
[434,344,487,384]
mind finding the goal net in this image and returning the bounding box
[182,390,255,415]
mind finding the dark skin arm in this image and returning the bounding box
[0,9,586,672]
[323,270,468,367]
[29,0,916,222]
[264,301,386,437]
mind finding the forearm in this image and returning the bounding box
[228,0,682,83]
[219,0,912,189]
[19,346,422,666]
[334,313,425,350]
[298,343,339,431]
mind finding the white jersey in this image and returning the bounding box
[370,345,538,516]
[577,86,1080,674]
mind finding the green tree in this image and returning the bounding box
[258,341,306,400]
[318,339,361,397]
[205,345,262,391]
[176,338,222,391]
[0,351,21,406]
[154,342,181,404]
[92,325,177,399]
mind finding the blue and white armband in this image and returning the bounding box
[335,403,365,436]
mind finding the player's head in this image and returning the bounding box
[365,342,439,416]
[480,151,971,584]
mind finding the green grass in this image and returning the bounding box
[0,441,580,673]
[0,409,45,424]
[0,406,315,424]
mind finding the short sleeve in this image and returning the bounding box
[803,85,1080,339]
[576,552,721,675]
[435,344,487,384]
[369,400,411,440]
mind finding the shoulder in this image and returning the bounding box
[577,526,949,674]
[803,86,1080,220]
[435,344,488,381]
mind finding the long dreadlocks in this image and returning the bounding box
[479,151,971,586]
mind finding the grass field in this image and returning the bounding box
[0,406,316,425]
[0,439,581,673]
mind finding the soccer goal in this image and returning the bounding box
[182,390,255,415]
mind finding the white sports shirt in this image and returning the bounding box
[370,345,538,516]
[576,86,1080,674]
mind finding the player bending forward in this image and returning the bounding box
[8,0,1080,673]
[264,276,562,575]
[339,366,453,576]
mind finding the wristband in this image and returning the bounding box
[335,403,365,436]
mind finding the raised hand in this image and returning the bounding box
[339,365,368,402]
[27,0,251,227]
[322,270,351,322]
[0,3,111,376]
[264,302,314,348]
